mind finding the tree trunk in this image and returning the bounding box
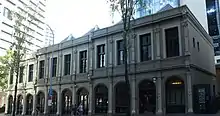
[123,30,131,116]
[12,70,19,116]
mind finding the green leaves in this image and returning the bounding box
[0,51,13,90]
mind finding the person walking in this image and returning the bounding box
[77,103,83,116]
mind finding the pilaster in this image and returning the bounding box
[153,27,161,59]
[131,77,137,115]
[56,85,61,116]
[88,81,93,116]
[32,87,37,115]
[44,86,48,115]
[108,79,113,116]
[156,77,163,115]
[22,93,26,115]
[187,72,193,113]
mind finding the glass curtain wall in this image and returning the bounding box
[136,0,180,18]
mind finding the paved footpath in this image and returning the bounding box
[1,113,220,116]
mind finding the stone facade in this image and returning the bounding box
[5,6,216,116]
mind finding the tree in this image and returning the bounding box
[107,0,144,115]
[0,51,13,91]
[6,4,42,116]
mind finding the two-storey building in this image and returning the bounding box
[6,5,216,116]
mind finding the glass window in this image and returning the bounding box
[39,60,44,79]
[140,33,151,61]
[52,57,57,77]
[117,40,124,65]
[3,7,12,20]
[97,44,105,68]
[80,51,87,73]
[28,64,34,82]
[9,68,13,84]
[19,66,24,83]
[165,27,179,57]
[64,54,71,75]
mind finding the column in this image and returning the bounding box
[153,28,161,59]
[72,85,76,105]
[187,72,193,113]
[181,21,189,55]
[108,79,113,116]
[32,88,37,115]
[44,86,48,115]
[56,85,61,115]
[22,93,27,115]
[131,77,136,115]
[88,83,93,116]
[5,93,9,114]
[156,77,163,115]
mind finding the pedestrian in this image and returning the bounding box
[77,103,83,116]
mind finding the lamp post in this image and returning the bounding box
[46,24,54,109]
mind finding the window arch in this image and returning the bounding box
[26,94,33,115]
[17,95,23,114]
[62,89,72,115]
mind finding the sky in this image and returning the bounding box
[45,0,117,44]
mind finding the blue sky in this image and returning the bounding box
[45,0,116,44]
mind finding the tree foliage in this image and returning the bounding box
[0,51,13,90]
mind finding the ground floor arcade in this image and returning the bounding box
[5,71,214,115]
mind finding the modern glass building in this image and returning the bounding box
[136,0,180,18]
[135,0,209,34]
[206,0,220,56]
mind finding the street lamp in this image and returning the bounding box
[46,24,54,107]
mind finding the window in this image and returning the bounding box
[193,38,195,48]
[19,66,24,83]
[3,7,12,20]
[9,68,13,84]
[52,57,57,77]
[165,27,179,57]
[117,40,124,65]
[140,33,151,61]
[28,64,34,82]
[217,59,220,63]
[64,54,71,75]
[39,60,44,79]
[197,42,200,51]
[97,44,105,68]
[80,51,87,73]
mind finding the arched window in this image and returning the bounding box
[62,89,72,115]
[8,95,13,114]
[166,76,185,113]
[77,88,89,115]
[37,92,45,113]
[115,82,129,113]
[26,94,33,115]
[17,95,23,114]
[95,84,108,114]
[139,80,156,114]
[50,90,57,114]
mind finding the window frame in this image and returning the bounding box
[64,54,71,75]
[39,60,45,79]
[80,50,87,73]
[117,40,124,65]
[28,64,34,82]
[19,66,24,83]
[140,33,152,61]
[165,26,180,58]
[97,44,105,68]
[52,57,57,77]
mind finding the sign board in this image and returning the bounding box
[48,99,52,106]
